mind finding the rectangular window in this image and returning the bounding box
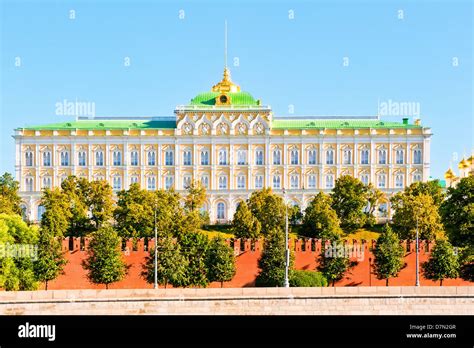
[25,152,33,167]
[290,150,299,165]
[255,175,263,189]
[113,151,122,166]
[378,150,387,165]
[273,175,281,189]
[308,150,317,165]
[96,151,104,166]
[255,150,263,165]
[201,176,209,189]
[183,176,191,189]
[148,151,156,166]
[360,174,369,185]
[326,175,334,189]
[378,174,386,188]
[113,177,122,190]
[326,150,334,165]
[396,150,404,164]
[395,174,403,188]
[201,151,209,165]
[290,175,299,189]
[237,176,246,189]
[43,152,51,167]
[273,150,281,165]
[218,176,228,189]
[165,176,173,189]
[78,152,86,166]
[413,149,422,164]
[343,150,351,165]
[237,150,246,165]
[61,152,69,166]
[219,150,227,165]
[165,151,174,166]
[147,177,156,190]
[131,151,139,166]
[130,176,139,185]
[308,175,316,188]
[360,150,369,164]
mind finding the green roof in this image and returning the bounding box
[271,119,421,129]
[190,91,259,106]
[20,119,176,131]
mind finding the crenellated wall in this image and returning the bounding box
[42,237,472,290]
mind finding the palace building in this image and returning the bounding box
[14,66,432,223]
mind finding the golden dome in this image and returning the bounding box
[444,168,455,179]
[467,156,473,165]
[458,158,469,169]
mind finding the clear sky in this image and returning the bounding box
[1,0,472,179]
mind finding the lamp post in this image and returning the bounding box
[415,217,420,287]
[283,188,290,288]
[369,257,372,287]
[154,201,158,290]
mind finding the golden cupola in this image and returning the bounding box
[212,67,241,94]
[444,168,455,179]
[458,158,469,169]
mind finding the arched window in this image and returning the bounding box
[130,151,139,166]
[343,149,352,165]
[183,150,192,165]
[201,176,209,188]
[237,175,246,189]
[165,176,173,189]
[273,149,281,165]
[42,177,51,189]
[395,174,403,188]
[360,174,369,185]
[218,149,227,165]
[148,151,156,166]
[290,150,299,165]
[255,150,264,165]
[290,175,299,189]
[326,150,334,165]
[413,149,422,164]
[413,173,422,182]
[37,205,46,221]
[377,174,386,188]
[308,175,316,188]
[43,151,51,167]
[113,177,122,190]
[218,176,228,189]
[25,177,34,192]
[183,176,191,189]
[360,149,369,164]
[113,151,122,166]
[378,149,387,165]
[273,175,281,189]
[325,174,334,189]
[96,151,104,166]
[60,151,69,166]
[25,152,33,167]
[147,176,156,190]
[201,150,209,165]
[130,176,139,185]
[217,202,226,220]
[308,150,317,165]
[255,175,263,189]
[78,151,86,166]
[165,150,174,165]
[237,150,247,165]
[396,149,404,164]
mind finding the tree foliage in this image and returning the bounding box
[247,188,286,235]
[318,238,350,287]
[86,180,114,230]
[302,192,342,239]
[142,236,188,288]
[422,239,460,286]
[331,175,368,231]
[289,270,328,287]
[391,192,444,240]
[184,180,207,213]
[61,176,90,236]
[365,184,385,226]
[206,236,236,287]
[232,201,261,239]
[179,232,211,287]
[0,173,21,216]
[255,227,293,287]
[34,228,67,290]
[40,188,72,237]
[82,225,128,289]
[372,225,405,286]
[440,176,474,247]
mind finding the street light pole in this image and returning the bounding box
[154,202,158,290]
[415,217,420,287]
[283,188,290,288]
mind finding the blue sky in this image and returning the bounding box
[1,0,472,179]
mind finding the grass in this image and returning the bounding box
[345,228,380,241]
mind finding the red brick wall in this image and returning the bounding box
[45,238,472,290]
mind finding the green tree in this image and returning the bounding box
[142,236,188,288]
[372,225,405,286]
[302,192,342,239]
[34,228,67,290]
[155,189,191,238]
[391,193,444,240]
[61,176,90,236]
[82,225,128,289]
[422,239,460,286]
[115,184,155,238]
[404,180,445,207]
[289,270,328,287]
[247,188,286,235]
[40,188,72,237]
[206,236,236,287]
[440,176,474,247]
[86,180,114,230]
[179,232,210,287]
[331,175,368,231]
[184,180,206,212]
[0,214,39,291]
[318,238,350,287]
[0,173,21,216]
[288,204,303,226]
[255,227,294,287]
[232,201,261,239]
